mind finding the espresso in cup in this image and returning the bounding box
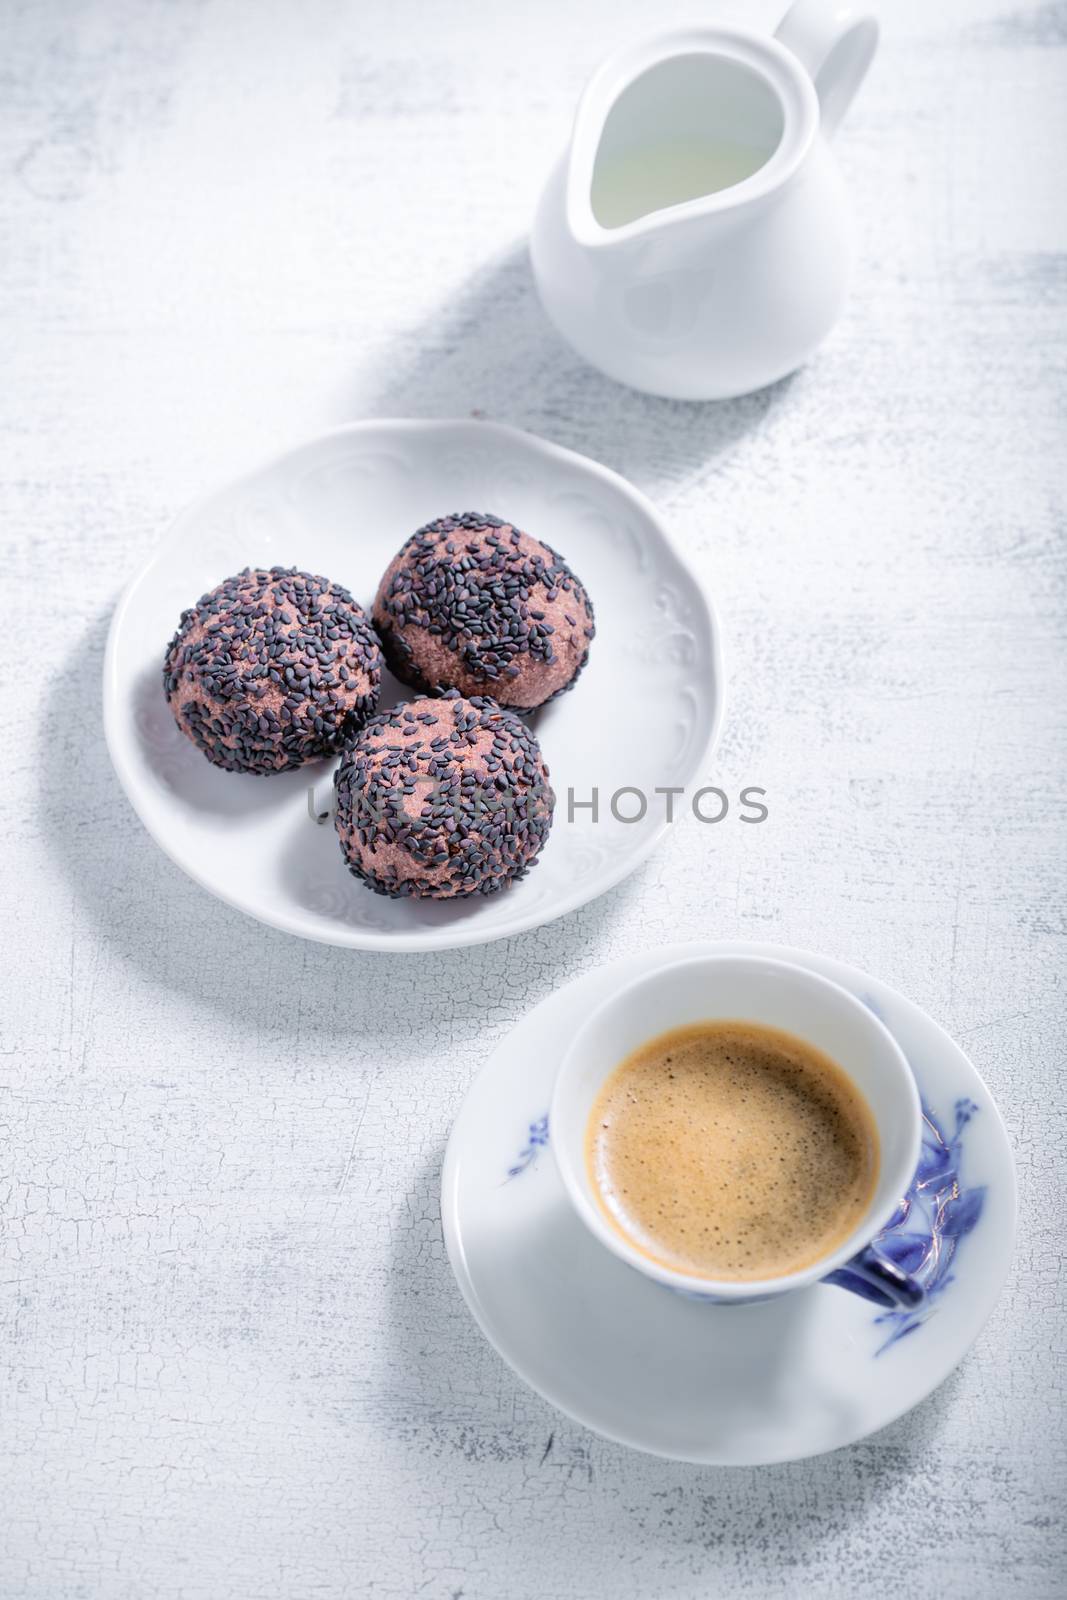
[585,1020,879,1281]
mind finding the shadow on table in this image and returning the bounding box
[352,241,794,492]
[40,609,637,1041]
[385,1143,965,1576]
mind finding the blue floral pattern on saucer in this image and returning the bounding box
[505,1115,550,1180]
[830,1097,985,1352]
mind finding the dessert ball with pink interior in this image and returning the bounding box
[373,511,595,710]
[163,566,382,774]
[334,690,554,899]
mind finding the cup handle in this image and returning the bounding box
[775,0,879,139]
[824,1244,925,1310]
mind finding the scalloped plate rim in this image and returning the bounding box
[102,418,725,951]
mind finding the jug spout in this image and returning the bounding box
[562,27,820,251]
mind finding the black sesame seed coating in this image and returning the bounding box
[334,689,555,899]
[373,512,595,710]
[162,566,382,774]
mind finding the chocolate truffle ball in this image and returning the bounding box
[334,691,554,899]
[373,512,595,709]
[163,566,382,774]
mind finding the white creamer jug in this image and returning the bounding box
[531,1,878,399]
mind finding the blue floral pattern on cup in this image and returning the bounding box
[503,1096,985,1347]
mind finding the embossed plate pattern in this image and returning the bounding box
[104,420,723,950]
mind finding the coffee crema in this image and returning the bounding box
[585,1020,879,1281]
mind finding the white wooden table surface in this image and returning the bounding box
[2,1,1064,1595]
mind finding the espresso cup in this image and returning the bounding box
[551,954,925,1309]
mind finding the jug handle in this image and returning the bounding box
[775,1,879,138]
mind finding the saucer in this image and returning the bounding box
[441,941,1016,1464]
[103,419,723,951]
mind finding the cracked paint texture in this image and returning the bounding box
[0,0,1064,1596]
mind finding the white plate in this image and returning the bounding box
[104,420,723,951]
[441,941,1016,1464]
